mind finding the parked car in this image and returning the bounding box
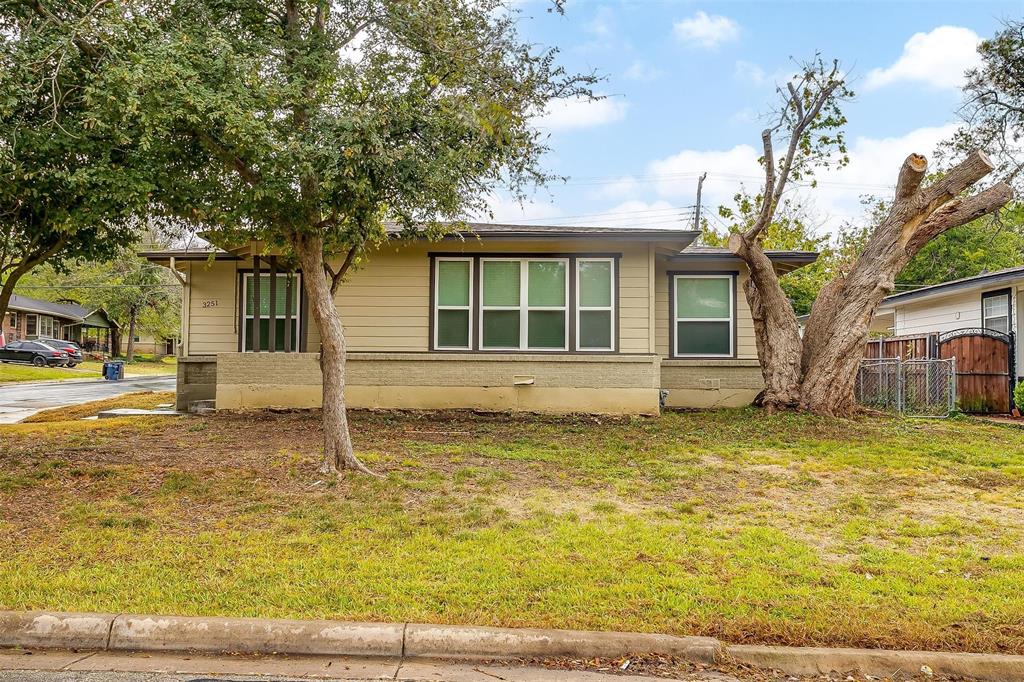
[0,341,69,367]
[37,338,84,367]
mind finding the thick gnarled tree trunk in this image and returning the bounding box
[292,232,375,475]
[735,150,1012,416]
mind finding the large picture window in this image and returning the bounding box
[982,289,1010,333]
[430,256,616,352]
[481,258,568,350]
[242,273,301,351]
[672,274,734,357]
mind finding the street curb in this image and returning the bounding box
[0,611,720,663]
[4,612,1024,681]
[727,644,1024,682]
[404,623,721,662]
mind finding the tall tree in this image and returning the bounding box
[726,57,1012,414]
[99,0,592,474]
[0,2,150,326]
[949,20,1024,188]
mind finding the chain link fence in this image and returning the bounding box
[856,357,957,417]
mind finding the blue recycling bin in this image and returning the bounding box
[103,360,125,381]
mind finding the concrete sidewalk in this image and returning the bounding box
[0,649,735,682]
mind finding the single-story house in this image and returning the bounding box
[142,225,817,414]
[873,265,1023,380]
[129,332,178,357]
[2,294,119,353]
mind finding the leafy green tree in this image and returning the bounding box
[17,251,181,359]
[947,20,1024,188]
[0,3,151,327]
[94,0,592,473]
[703,192,836,315]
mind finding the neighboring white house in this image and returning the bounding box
[874,264,1022,378]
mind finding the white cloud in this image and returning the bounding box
[576,200,687,228]
[535,95,628,132]
[586,175,641,201]
[624,60,663,83]
[647,144,761,208]
[585,6,615,38]
[477,193,564,223]
[864,26,981,91]
[673,11,739,49]
[734,60,766,85]
[644,124,961,233]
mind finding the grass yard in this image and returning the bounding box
[79,356,176,377]
[1,404,1023,655]
[0,363,100,382]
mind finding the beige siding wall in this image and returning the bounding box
[307,239,654,353]
[186,260,239,354]
[655,260,757,359]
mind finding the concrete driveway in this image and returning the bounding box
[0,375,176,423]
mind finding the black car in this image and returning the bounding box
[0,341,69,367]
[38,338,84,367]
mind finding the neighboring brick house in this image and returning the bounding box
[2,294,119,353]
[142,224,818,413]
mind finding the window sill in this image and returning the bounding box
[662,358,760,367]
[350,352,657,363]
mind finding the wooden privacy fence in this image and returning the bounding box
[864,328,1015,414]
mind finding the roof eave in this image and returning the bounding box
[881,269,1024,307]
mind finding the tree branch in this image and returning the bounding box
[906,182,1013,254]
[895,153,928,200]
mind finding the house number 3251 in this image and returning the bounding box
[201,299,219,308]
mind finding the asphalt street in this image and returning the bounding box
[0,375,177,423]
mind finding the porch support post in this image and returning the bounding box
[252,255,261,352]
[284,272,293,353]
[268,256,278,352]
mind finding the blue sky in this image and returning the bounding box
[484,0,1023,236]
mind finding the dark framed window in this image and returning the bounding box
[242,273,301,351]
[25,314,37,337]
[670,272,736,358]
[982,288,1011,334]
[430,254,618,353]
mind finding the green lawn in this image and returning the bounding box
[1,406,1023,654]
[79,356,176,377]
[0,363,101,382]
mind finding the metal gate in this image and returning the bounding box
[857,357,957,417]
[937,328,1015,414]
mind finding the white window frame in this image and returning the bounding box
[241,272,302,352]
[38,315,54,339]
[576,257,616,352]
[480,257,569,351]
[982,290,1010,333]
[433,257,474,350]
[672,273,735,358]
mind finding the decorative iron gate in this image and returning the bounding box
[937,328,1014,414]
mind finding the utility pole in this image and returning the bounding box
[694,172,707,231]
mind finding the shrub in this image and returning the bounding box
[1014,381,1024,412]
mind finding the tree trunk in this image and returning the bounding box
[291,232,375,475]
[126,309,138,362]
[728,233,803,410]
[734,151,1012,417]
[798,152,1013,415]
